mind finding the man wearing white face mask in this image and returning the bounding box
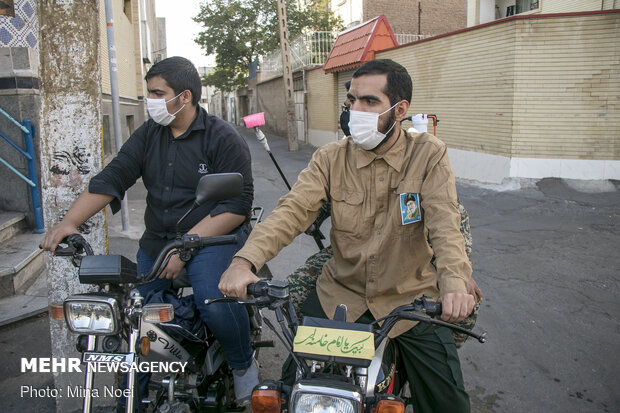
[219,59,476,412]
[40,56,259,406]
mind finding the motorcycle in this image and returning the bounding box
[50,172,272,412]
[206,279,486,413]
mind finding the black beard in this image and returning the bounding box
[379,108,396,135]
[374,108,397,148]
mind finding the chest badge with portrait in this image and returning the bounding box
[400,192,421,225]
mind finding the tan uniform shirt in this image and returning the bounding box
[236,130,472,337]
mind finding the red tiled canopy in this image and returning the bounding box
[323,15,398,73]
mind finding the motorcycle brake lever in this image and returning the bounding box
[205,297,240,305]
[204,297,262,306]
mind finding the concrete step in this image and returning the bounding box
[0,268,48,326]
[0,211,27,244]
[0,231,45,298]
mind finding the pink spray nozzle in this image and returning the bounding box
[242,112,266,129]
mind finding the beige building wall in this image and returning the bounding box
[256,76,288,137]
[336,70,355,109]
[379,20,517,157]
[132,0,145,99]
[255,8,618,181]
[538,0,615,14]
[331,0,468,36]
[97,0,155,156]
[363,0,466,36]
[305,67,339,146]
[99,0,138,99]
[468,0,618,26]
[336,70,355,138]
[512,13,619,160]
[377,11,619,181]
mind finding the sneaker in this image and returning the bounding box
[232,358,260,405]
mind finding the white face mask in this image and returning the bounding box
[348,102,398,150]
[145,92,185,126]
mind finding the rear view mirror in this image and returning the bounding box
[195,173,243,205]
[176,173,244,235]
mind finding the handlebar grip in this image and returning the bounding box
[427,302,442,318]
[199,235,238,247]
[63,233,88,245]
[53,246,77,256]
[246,280,268,297]
[53,234,92,256]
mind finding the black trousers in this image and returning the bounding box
[281,290,470,413]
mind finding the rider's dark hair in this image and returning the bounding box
[352,59,412,105]
[145,56,201,106]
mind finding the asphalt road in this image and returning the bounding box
[1,128,618,412]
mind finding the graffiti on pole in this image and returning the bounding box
[49,145,92,175]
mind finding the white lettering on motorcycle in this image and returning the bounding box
[83,354,126,363]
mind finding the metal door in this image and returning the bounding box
[294,90,306,143]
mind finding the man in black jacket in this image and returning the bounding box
[41,56,259,405]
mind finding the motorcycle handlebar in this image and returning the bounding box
[53,234,94,256]
[217,280,485,344]
[243,280,444,318]
[53,246,77,256]
[425,301,442,318]
[51,233,238,282]
[199,235,238,248]
[246,279,289,300]
[205,279,285,307]
[246,280,267,297]
[142,234,238,282]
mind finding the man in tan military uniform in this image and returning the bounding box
[220,59,476,413]
[287,199,481,348]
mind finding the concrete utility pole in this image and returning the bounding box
[39,1,106,411]
[276,0,298,151]
[104,0,130,230]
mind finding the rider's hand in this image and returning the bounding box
[467,277,483,303]
[439,292,475,323]
[40,222,80,253]
[219,257,260,300]
[159,252,185,280]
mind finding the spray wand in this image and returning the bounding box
[242,112,327,250]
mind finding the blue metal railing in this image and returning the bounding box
[0,107,44,233]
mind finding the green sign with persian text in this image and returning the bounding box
[293,326,375,360]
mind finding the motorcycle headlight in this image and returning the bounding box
[63,296,121,335]
[293,393,357,413]
[291,382,362,413]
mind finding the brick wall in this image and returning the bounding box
[362,0,466,36]
[256,76,288,138]
[306,67,339,146]
[377,11,620,161]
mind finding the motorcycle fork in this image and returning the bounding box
[125,326,140,413]
[80,330,140,413]
[82,335,97,413]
